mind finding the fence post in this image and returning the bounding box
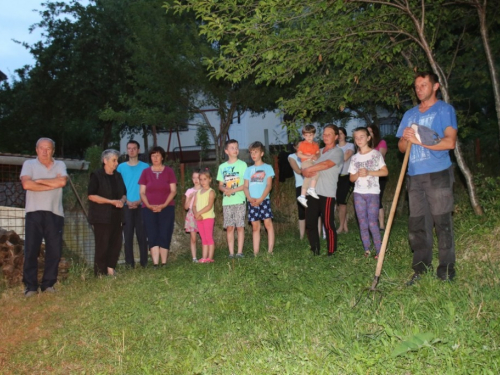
[180,163,185,191]
[273,155,280,207]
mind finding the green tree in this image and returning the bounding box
[170,0,488,214]
[101,0,283,162]
[195,124,211,166]
[100,0,209,149]
[456,0,500,144]
[0,0,133,156]
[192,78,285,162]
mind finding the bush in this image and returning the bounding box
[84,145,103,172]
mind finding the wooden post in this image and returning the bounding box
[273,155,280,207]
[176,128,183,162]
[180,163,185,191]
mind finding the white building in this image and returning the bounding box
[119,103,398,161]
[119,107,289,162]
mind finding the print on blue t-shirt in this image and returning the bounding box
[244,164,275,199]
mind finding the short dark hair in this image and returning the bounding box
[324,124,339,136]
[415,71,439,85]
[248,141,265,153]
[225,139,239,150]
[336,127,347,145]
[302,125,316,135]
[127,140,140,149]
[149,146,166,163]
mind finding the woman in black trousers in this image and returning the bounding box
[88,149,127,276]
[302,125,344,256]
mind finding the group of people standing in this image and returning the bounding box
[288,123,388,259]
[20,71,457,297]
[87,142,177,276]
[88,138,278,272]
[286,71,457,284]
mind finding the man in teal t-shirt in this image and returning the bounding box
[117,140,149,268]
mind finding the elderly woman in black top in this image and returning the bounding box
[88,149,127,276]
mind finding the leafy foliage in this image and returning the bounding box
[195,124,211,165]
[391,332,435,358]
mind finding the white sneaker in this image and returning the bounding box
[307,188,319,199]
[297,195,308,208]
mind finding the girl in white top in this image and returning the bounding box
[184,169,201,262]
[349,127,388,258]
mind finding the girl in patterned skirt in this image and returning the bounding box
[184,169,201,262]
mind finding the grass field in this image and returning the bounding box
[1,183,499,375]
[2,153,500,374]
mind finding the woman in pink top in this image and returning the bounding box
[367,125,387,231]
[139,147,177,267]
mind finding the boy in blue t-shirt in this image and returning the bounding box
[243,141,275,255]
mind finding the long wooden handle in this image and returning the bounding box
[370,141,411,289]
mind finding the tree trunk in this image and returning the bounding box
[142,125,149,152]
[474,0,500,146]
[454,141,484,215]
[218,117,232,160]
[152,125,158,147]
[197,110,220,164]
[101,121,113,150]
[407,5,484,215]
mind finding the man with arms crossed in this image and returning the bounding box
[117,140,149,268]
[397,72,458,285]
[20,138,68,297]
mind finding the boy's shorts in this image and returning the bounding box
[223,203,246,228]
[247,199,273,222]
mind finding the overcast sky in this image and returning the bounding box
[0,0,45,79]
[0,0,89,81]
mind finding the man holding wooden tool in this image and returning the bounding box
[397,71,458,285]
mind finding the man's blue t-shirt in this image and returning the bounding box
[397,100,457,176]
[117,161,149,202]
[244,163,275,199]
